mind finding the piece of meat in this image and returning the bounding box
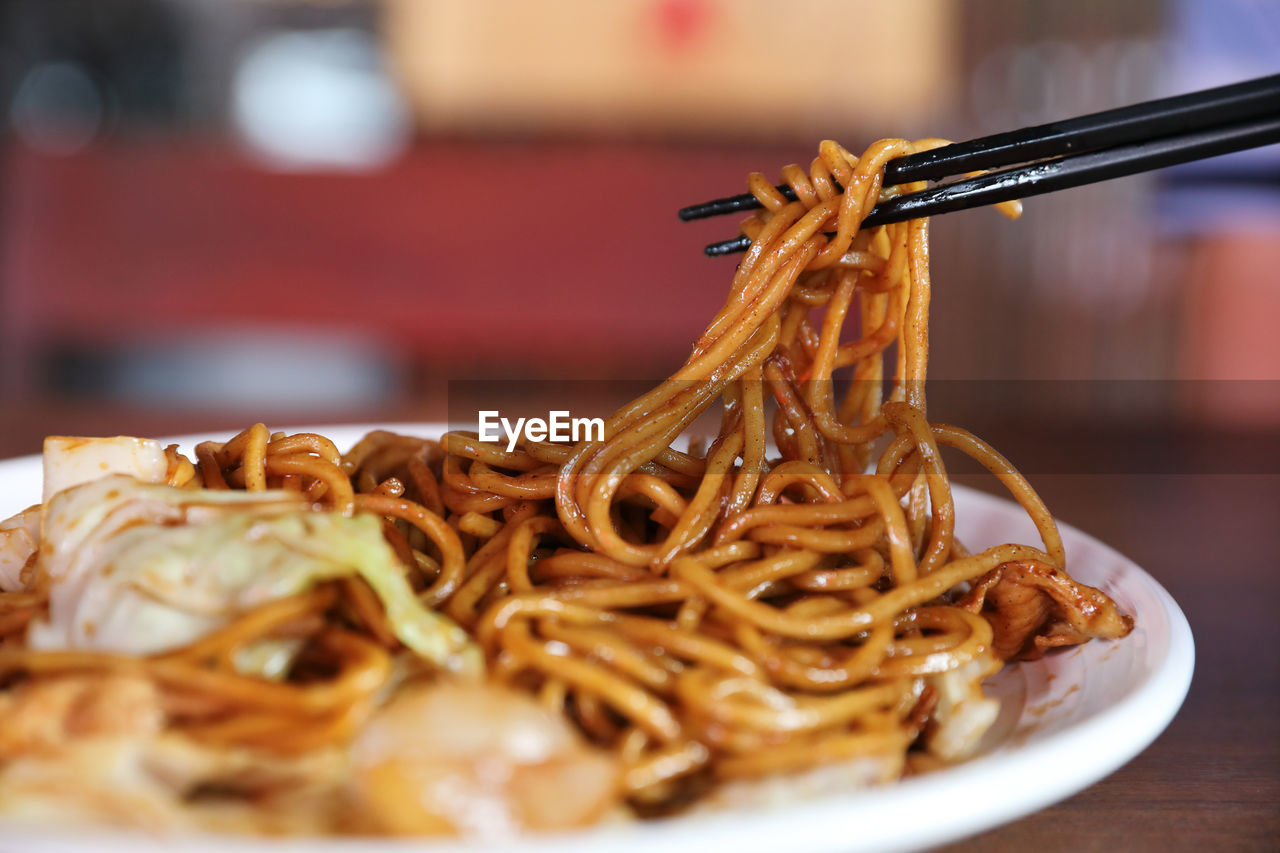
[0,731,347,835]
[924,654,1002,761]
[42,436,168,503]
[0,673,164,760]
[0,740,193,831]
[348,681,622,837]
[0,676,347,835]
[959,559,1134,661]
[0,506,40,592]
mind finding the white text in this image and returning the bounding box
[477,410,605,452]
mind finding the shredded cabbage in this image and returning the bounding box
[29,475,480,676]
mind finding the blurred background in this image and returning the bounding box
[0,0,1277,442]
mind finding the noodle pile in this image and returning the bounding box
[0,138,1133,830]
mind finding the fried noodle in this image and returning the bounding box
[0,139,1133,826]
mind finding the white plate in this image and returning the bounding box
[0,425,1194,853]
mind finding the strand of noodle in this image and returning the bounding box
[735,619,894,692]
[537,621,676,693]
[653,429,743,566]
[790,550,884,592]
[406,456,445,517]
[265,455,353,512]
[194,442,229,490]
[874,607,995,678]
[532,551,651,583]
[671,544,1051,641]
[880,402,955,574]
[339,577,399,648]
[622,740,711,794]
[355,494,465,606]
[466,460,559,500]
[611,616,759,677]
[716,730,909,778]
[745,519,885,552]
[506,516,565,594]
[500,618,681,741]
[863,476,918,586]
[674,670,905,734]
[158,588,336,663]
[0,629,389,717]
[268,432,342,464]
[930,424,1066,567]
[456,511,502,539]
[716,499,877,544]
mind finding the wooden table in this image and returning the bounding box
[0,399,1276,851]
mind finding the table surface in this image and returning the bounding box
[0,399,1276,852]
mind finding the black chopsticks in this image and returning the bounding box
[682,73,1280,256]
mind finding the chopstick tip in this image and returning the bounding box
[704,235,751,256]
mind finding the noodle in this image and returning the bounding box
[0,138,1132,833]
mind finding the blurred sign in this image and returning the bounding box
[383,0,957,137]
